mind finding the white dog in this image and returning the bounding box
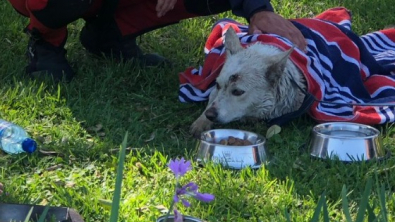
[186,7,395,138]
[190,27,306,138]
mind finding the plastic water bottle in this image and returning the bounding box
[0,119,37,154]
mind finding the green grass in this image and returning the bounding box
[1,0,395,221]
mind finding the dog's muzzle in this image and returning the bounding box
[205,107,218,121]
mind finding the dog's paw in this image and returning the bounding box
[190,116,213,138]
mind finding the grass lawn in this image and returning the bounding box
[1,0,395,221]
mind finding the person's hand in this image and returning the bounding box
[156,0,177,17]
[249,11,307,51]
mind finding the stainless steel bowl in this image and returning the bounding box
[156,215,202,222]
[309,122,385,162]
[196,129,268,169]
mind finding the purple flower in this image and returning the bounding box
[174,209,183,222]
[164,158,215,221]
[173,182,215,207]
[194,192,215,202]
[168,158,192,178]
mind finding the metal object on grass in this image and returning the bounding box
[196,129,268,169]
[309,122,385,162]
[156,215,203,222]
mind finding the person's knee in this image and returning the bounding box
[184,0,231,15]
[27,0,94,29]
[7,0,29,16]
[26,0,48,11]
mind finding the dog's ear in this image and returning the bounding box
[224,27,243,55]
[266,47,294,85]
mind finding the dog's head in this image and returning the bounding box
[205,27,295,124]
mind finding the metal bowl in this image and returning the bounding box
[196,129,268,169]
[309,122,385,162]
[156,215,202,222]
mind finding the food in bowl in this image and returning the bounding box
[219,136,253,146]
[197,129,268,169]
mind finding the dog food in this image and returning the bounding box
[219,136,253,146]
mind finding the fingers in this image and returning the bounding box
[249,11,308,52]
[283,26,307,51]
[248,25,263,35]
[156,0,177,17]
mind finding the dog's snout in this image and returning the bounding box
[205,107,218,121]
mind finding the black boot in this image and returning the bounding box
[79,19,171,67]
[25,29,75,82]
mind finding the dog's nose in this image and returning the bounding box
[205,107,218,121]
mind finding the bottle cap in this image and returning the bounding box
[22,138,37,153]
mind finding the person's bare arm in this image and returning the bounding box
[249,10,307,51]
[156,0,178,17]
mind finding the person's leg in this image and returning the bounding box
[114,0,197,38]
[80,0,232,65]
[80,0,177,66]
[183,0,232,16]
[7,0,100,82]
[116,0,232,36]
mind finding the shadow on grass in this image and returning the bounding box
[2,1,395,220]
[263,118,395,217]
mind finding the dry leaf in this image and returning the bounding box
[136,106,149,112]
[95,124,103,131]
[266,125,281,139]
[154,205,169,213]
[39,149,60,156]
[170,134,177,140]
[87,123,103,133]
[65,181,76,188]
[144,132,155,142]
[292,158,306,171]
[109,147,142,153]
[61,136,69,144]
[68,155,76,163]
[39,199,48,206]
[46,164,62,171]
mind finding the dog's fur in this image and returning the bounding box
[190,27,307,138]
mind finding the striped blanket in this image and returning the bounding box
[178,7,395,125]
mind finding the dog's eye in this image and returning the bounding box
[232,89,245,96]
[216,83,221,90]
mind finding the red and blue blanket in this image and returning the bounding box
[178,7,395,125]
